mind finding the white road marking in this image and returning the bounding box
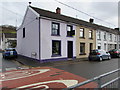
[18,67,30,70]
[14,80,78,89]
[0,69,50,81]
[25,85,49,90]
[1,74,5,78]
[6,67,17,71]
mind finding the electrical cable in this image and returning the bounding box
[54,0,117,27]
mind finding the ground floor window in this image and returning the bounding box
[80,43,85,55]
[115,44,117,49]
[52,40,61,56]
[110,44,112,49]
[108,44,113,51]
[98,43,101,49]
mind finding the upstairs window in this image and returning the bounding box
[115,35,117,42]
[110,34,112,42]
[89,30,93,39]
[97,31,101,40]
[80,28,84,38]
[23,28,25,38]
[104,32,107,41]
[52,22,60,36]
[67,25,73,36]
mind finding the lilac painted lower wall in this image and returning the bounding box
[18,54,76,63]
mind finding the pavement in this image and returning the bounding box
[15,55,88,67]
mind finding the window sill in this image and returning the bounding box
[89,38,93,40]
[66,36,73,37]
[79,53,86,55]
[79,37,85,39]
[51,54,61,57]
[51,34,60,36]
[97,39,101,40]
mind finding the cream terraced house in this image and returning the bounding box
[76,25,96,58]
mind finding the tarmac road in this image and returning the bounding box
[54,58,119,79]
[0,53,24,72]
[54,58,119,87]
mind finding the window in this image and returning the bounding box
[98,43,101,49]
[80,43,85,55]
[110,44,112,49]
[52,41,61,56]
[23,28,25,38]
[89,30,93,39]
[104,43,106,51]
[110,34,112,42]
[119,36,120,42]
[52,22,60,35]
[97,31,101,40]
[115,44,117,49]
[104,32,107,41]
[108,44,110,51]
[80,28,84,38]
[67,25,73,36]
[89,43,93,52]
[115,36,117,42]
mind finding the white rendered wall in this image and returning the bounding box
[2,33,5,50]
[17,7,40,60]
[96,30,117,51]
[40,18,76,60]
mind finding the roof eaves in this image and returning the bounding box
[30,6,118,34]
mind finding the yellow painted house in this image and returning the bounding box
[76,25,96,58]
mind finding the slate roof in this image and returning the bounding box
[30,6,119,35]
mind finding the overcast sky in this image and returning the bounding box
[0,0,119,28]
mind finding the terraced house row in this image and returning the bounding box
[17,6,120,62]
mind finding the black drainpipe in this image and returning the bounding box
[38,17,41,62]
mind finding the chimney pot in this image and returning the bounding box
[89,18,94,23]
[56,7,61,14]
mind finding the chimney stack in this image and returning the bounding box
[115,28,119,30]
[56,7,61,14]
[89,18,94,23]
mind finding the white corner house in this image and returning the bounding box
[96,27,119,51]
[17,6,77,62]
